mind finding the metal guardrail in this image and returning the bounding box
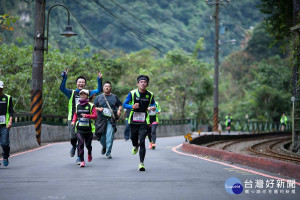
[195,119,292,133]
[12,113,192,127]
[12,113,290,133]
[13,113,67,127]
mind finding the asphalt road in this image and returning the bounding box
[0,136,299,200]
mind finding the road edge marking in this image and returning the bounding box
[172,143,300,186]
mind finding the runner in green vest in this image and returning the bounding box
[280,113,288,131]
[123,75,156,171]
[148,101,161,150]
[71,89,97,167]
[60,68,102,164]
[225,114,232,133]
[0,81,13,167]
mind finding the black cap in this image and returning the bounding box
[137,75,149,83]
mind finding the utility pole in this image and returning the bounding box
[206,0,229,132]
[31,0,46,145]
[213,0,220,132]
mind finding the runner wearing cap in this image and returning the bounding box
[71,89,97,167]
[60,69,102,164]
[123,75,156,171]
[0,81,13,167]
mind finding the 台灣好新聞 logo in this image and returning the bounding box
[225,177,243,194]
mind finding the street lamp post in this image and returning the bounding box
[46,4,77,52]
[31,0,76,145]
[206,0,229,132]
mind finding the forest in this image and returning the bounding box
[0,0,295,123]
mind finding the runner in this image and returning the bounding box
[123,75,156,171]
[148,100,161,150]
[94,81,122,159]
[280,113,288,131]
[0,81,13,167]
[225,113,232,133]
[71,89,97,167]
[60,68,102,164]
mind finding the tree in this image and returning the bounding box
[0,14,18,43]
[258,0,293,41]
[246,23,286,61]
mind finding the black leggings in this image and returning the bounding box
[71,138,77,148]
[131,124,148,163]
[77,132,93,162]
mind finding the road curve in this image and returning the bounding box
[0,136,299,200]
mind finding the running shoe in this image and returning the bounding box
[106,154,112,159]
[70,146,76,157]
[101,148,106,155]
[138,163,145,171]
[88,155,92,162]
[80,161,85,167]
[152,143,156,150]
[148,143,153,149]
[3,159,9,167]
[76,157,81,165]
[132,146,139,155]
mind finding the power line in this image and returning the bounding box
[109,0,168,38]
[90,0,171,52]
[63,1,113,53]
[63,1,164,64]
[137,1,167,24]
[71,0,134,36]
[69,0,167,53]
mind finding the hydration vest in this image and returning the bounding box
[68,90,81,121]
[225,115,232,126]
[0,94,11,126]
[128,89,153,125]
[75,102,95,133]
[149,101,161,123]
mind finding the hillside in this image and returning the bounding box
[1,0,264,60]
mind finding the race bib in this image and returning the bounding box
[227,119,231,123]
[132,112,146,122]
[78,118,89,126]
[103,108,112,117]
[148,109,156,116]
[0,115,5,124]
[75,97,81,106]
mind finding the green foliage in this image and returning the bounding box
[1,0,264,61]
[0,43,213,119]
[219,23,291,122]
[246,23,287,61]
[152,49,213,119]
[0,14,19,42]
[258,0,293,41]
[0,44,32,112]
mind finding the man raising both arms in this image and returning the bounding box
[60,68,102,164]
[123,75,156,171]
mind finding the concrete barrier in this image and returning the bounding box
[181,142,300,180]
[41,124,69,142]
[114,123,190,139]
[0,123,191,154]
[0,125,39,155]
